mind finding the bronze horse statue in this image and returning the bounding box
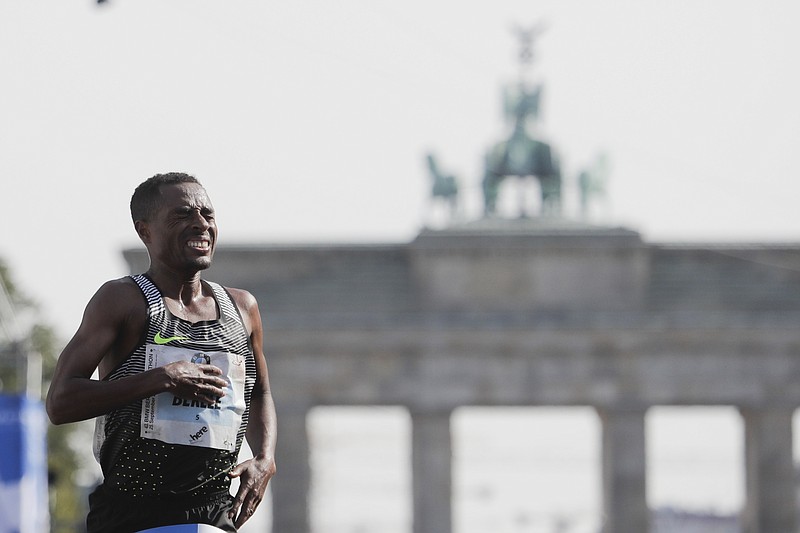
[426,152,459,219]
[482,83,562,216]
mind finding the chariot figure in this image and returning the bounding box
[482,24,562,217]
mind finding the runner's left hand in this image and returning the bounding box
[228,455,277,527]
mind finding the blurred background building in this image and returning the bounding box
[123,211,800,533]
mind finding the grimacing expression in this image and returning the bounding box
[141,183,217,271]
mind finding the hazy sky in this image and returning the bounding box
[1,0,799,338]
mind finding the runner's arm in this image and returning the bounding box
[46,280,227,425]
[227,290,277,527]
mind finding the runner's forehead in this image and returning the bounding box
[160,183,214,211]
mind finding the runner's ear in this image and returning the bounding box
[134,220,151,244]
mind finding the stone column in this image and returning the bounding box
[411,409,453,533]
[597,407,649,533]
[741,408,797,533]
[271,404,311,533]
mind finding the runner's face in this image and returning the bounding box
[146,183,217,272]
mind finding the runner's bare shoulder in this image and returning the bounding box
[83,276,147,328]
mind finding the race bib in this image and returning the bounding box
[141,344,246,451]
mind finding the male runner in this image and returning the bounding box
[47,173,276,532]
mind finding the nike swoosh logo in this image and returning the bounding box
[154,332,190,345]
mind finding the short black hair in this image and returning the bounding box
[130,172,201,223]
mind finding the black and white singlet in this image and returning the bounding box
[93,274,257,500]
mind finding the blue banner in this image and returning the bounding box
[0,394,49,533]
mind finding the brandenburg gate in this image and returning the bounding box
[125,221,800,533]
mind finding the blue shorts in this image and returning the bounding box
[87,484,237,533]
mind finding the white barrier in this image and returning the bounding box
[137,525,228,533]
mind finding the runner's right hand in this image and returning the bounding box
[162,360,228,404]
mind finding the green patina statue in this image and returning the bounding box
[426,23,568,221]
[482,24,562,217]
[426,152,459,218]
